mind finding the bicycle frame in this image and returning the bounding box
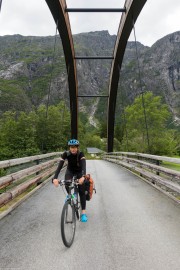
[60,176,79,205]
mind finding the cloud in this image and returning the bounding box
[66,0,125,35]
[0,0,55,36]
[0,0,179,46]
[129,0,180,45]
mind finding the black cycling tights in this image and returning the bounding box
[65,170,86,210]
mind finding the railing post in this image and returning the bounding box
[36,160,42,186]
[156,160,160,175]
[36,160,40,175]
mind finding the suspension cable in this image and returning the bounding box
[41,20,58,152]
[45,19,59,118]
[132,19,150,152]
[118,65,129,151]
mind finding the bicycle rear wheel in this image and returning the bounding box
[61,201,76,247]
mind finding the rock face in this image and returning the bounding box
[0,31,179,124]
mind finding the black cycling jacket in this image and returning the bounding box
[53,151,86,179]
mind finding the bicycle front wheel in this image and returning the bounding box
[61,201,76,247]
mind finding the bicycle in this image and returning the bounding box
[59,176,80,247]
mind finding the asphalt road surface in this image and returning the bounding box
[0,160,180,270]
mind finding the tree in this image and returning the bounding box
[36,102,71,152]
[46,102,71,151]
[121,92,177,155]
[15,111,39,156]
[35,105,48,152]
[0,101,71,160]
[0,112,17,159]
[0,111,39,159]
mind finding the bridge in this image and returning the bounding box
[0,152,180,269]
[0,1,180,269]
[0,156,180,269]
[45,0,147,152]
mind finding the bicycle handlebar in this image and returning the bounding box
[59,178,79,186]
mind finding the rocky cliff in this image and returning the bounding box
[0,31,179,125]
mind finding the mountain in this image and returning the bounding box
[0,31,179,125]
[119,32,180,125]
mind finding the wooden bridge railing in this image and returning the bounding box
[102,152,180,203]
[0,152,63,209]
[1,151,179,212]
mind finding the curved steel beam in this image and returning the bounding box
[107,0,147,152]
[45,0,78,139]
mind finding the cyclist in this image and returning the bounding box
[52,139,88,222]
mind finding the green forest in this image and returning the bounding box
[0,92,179,161]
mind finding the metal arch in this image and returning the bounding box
[45,0,78,139]
[107,0,147,152]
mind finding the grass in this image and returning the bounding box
[162,160,180,172]
[85,153,102,160]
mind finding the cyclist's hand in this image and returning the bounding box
[78,176,85,185]
[53,179,59,187]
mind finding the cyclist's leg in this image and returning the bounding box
[77,172,86,211]
[77,176,88,222]
[78,183,86,211]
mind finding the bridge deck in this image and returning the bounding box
[0,160,180,269]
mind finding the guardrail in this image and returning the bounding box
[0,152,63,209]
[102,152,180,203]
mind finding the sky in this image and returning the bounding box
[0,0,180,46]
